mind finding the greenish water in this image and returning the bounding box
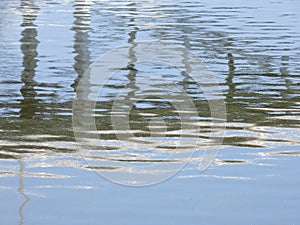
[0,0,300,224]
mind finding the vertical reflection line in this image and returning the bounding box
[280,56,292,99]
[19,0,40,119]
[181,34,191,93]
[125,3,139,101]
[72,0,91,92]
[71,0,93,141]
[18,0,39,223]
[226,53,236,103]
[18,160,30,225]
[280,55,295,117]
[225,53,237,123]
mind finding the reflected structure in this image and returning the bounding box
[18,160,29,225]
[17,0,40,223]
[72,0,91,91]
[19,0,40,119]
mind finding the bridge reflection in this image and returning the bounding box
[19,0,40,119]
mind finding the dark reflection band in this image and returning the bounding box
[72,41,226,186]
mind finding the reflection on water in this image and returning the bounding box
[18,159,29,225]
[0,0,299,172]
[19,0,39,119]
[0,0,299,176]
[0,0,300,222]
[18,0,39,223]
[72,0,91,90]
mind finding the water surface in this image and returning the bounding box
[0,0,300,224]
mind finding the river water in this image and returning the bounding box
[0,0,300,224]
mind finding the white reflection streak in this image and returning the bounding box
[18,160,30,225]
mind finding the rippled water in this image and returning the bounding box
[1,0,300,224]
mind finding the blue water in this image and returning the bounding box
[0,0,300,224]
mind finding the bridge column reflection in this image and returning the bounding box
[19,0,40,119]
[72,0,91,93]
[18,0,40,223]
